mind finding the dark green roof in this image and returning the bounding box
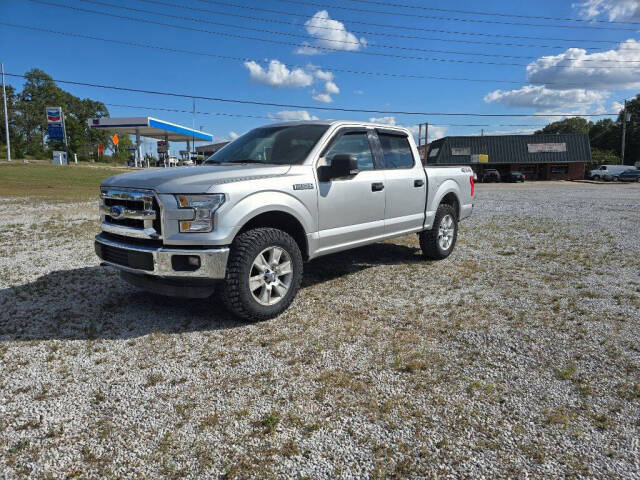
[427,134,591,165]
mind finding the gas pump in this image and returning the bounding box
[157,140,169,167]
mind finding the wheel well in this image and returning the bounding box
[440,192,460,219]
[238,211,309,260]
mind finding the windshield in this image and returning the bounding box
[205,124,329,166]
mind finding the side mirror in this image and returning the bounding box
[317,154,359,182]
[330,154,358,178]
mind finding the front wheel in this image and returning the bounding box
[219,228,303,321]
[419,204,458,260]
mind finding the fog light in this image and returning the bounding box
[172,255,201,272]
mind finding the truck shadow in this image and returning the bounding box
[0,242,421,342]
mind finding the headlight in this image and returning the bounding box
[175,194,225,233]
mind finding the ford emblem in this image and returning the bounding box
[109,205,125,219]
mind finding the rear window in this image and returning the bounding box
[378,133,414,169]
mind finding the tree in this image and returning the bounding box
[619,94,640,165]
[109,133,134,164]
[5,68,110,160]
[535,117,593,135]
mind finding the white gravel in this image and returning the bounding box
[0,181,639,479]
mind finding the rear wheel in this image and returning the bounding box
[219,228,303,321]
[419,204,458,260]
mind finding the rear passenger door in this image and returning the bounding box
[373,130,427,236]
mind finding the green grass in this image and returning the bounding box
[0,161,128,201]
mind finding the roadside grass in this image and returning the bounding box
[0,162,127,201]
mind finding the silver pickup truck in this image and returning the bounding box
[95,121,474,320]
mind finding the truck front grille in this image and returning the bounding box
[100,188,162,240]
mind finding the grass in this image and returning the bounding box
[0,162,127,201]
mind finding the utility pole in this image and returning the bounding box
[417,122,428,163]
[621,99,630,166]
[1,62,10,162]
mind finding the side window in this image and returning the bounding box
[325,132,375,171]
[378,133,415,169]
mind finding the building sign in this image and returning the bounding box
[451,147,471,156]
[46,107,65,140]
[527,143,567,153]
[471,154,489,163]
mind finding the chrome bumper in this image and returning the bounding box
[95,233,229,279]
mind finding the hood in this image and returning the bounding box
[101,164,291,193]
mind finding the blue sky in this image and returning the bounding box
[1,0,640,153]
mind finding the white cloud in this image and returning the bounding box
[244,60,314,88]
[294,42,322,55]
[302,10,366,53]
[369,116,397,126]
[526,40,640,90]
[575,0,640,21]
[324,81,340,94]
[244,60,340,102]
[368,117,446,142]
[611,100,625,113]
[484,85,607,109]
[228,131,239,140]
[354,89,364,95]
[312,69,334,81]
[312,92,334,103]
[269,110,320,121]
[427,125,447,142]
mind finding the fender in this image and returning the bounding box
[425,179,461,229]
[219,190,315,236]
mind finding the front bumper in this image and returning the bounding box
[95,233,229,279]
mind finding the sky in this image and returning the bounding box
[1,0,640,154]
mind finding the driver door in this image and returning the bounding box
[316,129,386,253]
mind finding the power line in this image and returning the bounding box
[130,0,640,52]
[342,0,640,27]
[128,0,640,60]
[269,0,640,31]
[194,0,638,46]
[28,1,640,69]
[104,102,551,127]
[79,0,640,64]
[5,22,639,89]
[4,72,619,117]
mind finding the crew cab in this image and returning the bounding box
[95,121,474,320]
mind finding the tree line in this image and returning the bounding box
[0,68,131,162]
[535,95,640,166]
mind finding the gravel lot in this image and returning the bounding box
[1,182,639,479]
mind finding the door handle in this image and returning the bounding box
[371,182,384,192]
[414,179,425,187]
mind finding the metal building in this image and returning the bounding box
[426,134,591,180]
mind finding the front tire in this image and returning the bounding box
[419,204,458,260]
[219,228,303,321]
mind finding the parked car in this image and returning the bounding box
[589,165,634,181]
[95,120,475,321]
[505,171,526,182]
[481,169,501,183]
[618,169,640,182]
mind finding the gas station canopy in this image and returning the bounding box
[88,116,213,142]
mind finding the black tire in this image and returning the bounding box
[219,228,303,321]
[419,204,458,260]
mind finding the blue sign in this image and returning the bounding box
[48,124,65,140]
